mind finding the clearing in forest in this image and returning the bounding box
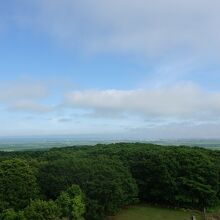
[108,204,202,220]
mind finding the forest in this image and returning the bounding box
[0,143,220,220]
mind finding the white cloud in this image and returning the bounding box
[0,82,49,101]
[0,81,52,113]
[64,83,220,121]
[7,100,52,113]
[1,81,220,138]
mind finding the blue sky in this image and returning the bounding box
[1,0,220,138]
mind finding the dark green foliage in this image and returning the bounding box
[1,143,220,220]
[174,150,218,208]
[0,209,25,220]
[24,199,61,220]
[0,159,39,211]
[39,158,138,220]
[127,148,218,208]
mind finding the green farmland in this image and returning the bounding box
[108,205,202,220]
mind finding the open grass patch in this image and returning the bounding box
[108,204,202,220]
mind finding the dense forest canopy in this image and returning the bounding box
[0,143,220,220]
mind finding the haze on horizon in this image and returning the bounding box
[1,0,220,139]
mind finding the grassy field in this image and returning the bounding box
[108,204,203,220]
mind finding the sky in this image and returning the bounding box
[0,0,220,139]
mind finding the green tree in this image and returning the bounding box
[0,159,39,211]
[24,199,61,220]
[0,209,25,220]
[39,158,138,220]
[56,185,85,220]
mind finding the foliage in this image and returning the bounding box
[0,209,25,220]
[39,158,138,220]
[56,185,85,220]
[0,143,220,220]
[24,199,61,220]
[0,159,39,211]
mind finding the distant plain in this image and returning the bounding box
[1,136,220,151]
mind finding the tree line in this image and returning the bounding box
[0,143,220,219]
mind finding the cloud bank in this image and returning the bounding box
[64,83,220,121]
[1,80,220,138]
[15,0,220,59]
